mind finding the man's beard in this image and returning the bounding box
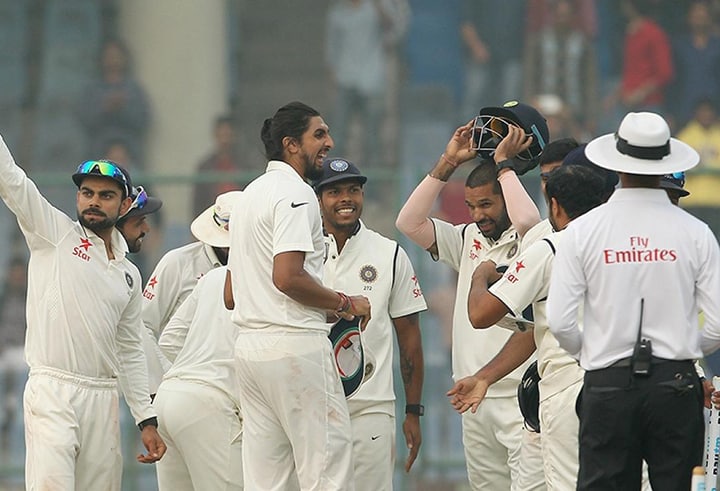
[78,210,117,233]
[302,151,324,181]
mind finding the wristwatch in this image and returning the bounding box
[495,158,516,172]
[138,416,158,431]
[405,404,425,416]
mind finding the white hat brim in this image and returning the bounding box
[585,133,699,175]
[191,206,230,247]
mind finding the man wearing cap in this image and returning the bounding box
[547,111,720,489]
[313,157,427,490]
[140,190,243,397]
[225,101,371,489]
[116,184,163,254]
[451,165,608,490]
[396,101,548,490]
[0,134,165,488]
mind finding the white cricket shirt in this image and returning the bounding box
[322,221,427,415]
[141,241,223,393]
[158,267,240,406]
[0,136,154,424]
[490,230,583,401]
[432,218,530,397]
[228,160,327,332]
[547,188,720,370]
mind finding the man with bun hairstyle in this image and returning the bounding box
[396,101,548,490]
[0,133,165,489]
[226,101,371,489]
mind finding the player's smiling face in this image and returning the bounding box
[465,182,509,241]
[298,116,333,181]
[318,180,364,232]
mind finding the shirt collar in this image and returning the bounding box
[607,187,671,204]
[79,223,129,258]
[203,243,223,267]
[266,160,306,182]
[324,219,363,238]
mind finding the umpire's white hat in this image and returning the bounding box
[190,191,243,248]
[585,112,699,175]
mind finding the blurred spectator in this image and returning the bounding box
[677,98,720,235]
[77,38,151,167]
[670,0,720,128]
[526,0,597,38]
[0,256,28,455]
[459,0,526,121]
[531,94,583,141]
[192,115,247,218]
[603,0,673,124]
[325,0,409,169]
[524,0,599,136]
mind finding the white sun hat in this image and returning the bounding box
[190,191,244,247]
[585,112,699,175]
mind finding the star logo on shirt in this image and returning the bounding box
[147,276,158,289]
[515,261,525,273]
[472,239,482,251]
[79,238,92,251]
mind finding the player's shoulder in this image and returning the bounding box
[154,242,204,268]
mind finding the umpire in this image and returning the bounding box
[547,112,720,490]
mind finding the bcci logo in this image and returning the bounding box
[507,244,518,259]
[330,159,349,172]
[125,272,133,288]
[359,265,377,283]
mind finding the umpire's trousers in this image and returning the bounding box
[577,359,703,491]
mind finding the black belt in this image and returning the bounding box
[608,356,690,368]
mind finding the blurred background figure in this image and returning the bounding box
[325,0,410,171]
[677,98,720,236]
[78,38,151,168]
[459,0,525,122]
[0,256,28,459]
[192,114,247,218]
[670,0,720,129]
[602,0,673,127]
[524,0,599,137]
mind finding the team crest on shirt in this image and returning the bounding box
[125,272,133,288]
[506,243,518,259]
[359,264,378,283]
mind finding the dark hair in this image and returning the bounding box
[538,138,579,166]
[545,165,606,220]
[260,101,321,161]
[465,159,502,195]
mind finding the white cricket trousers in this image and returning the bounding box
[23,367,122,491]
[154,378,244,490]
[538,379,583,490]
[234,330,354,491]
[462,396,546,491]
[349,412,395,491]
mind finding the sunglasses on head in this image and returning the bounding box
[667,171,686,188]
[75,160,129,193]
[470,116,539,162]
[128,186,148,211]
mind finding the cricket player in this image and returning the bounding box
[153,266,243,490]
[141,191,243,396]
[226,101,370,490]
[0,134,164,489]
[314,158,427,490]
